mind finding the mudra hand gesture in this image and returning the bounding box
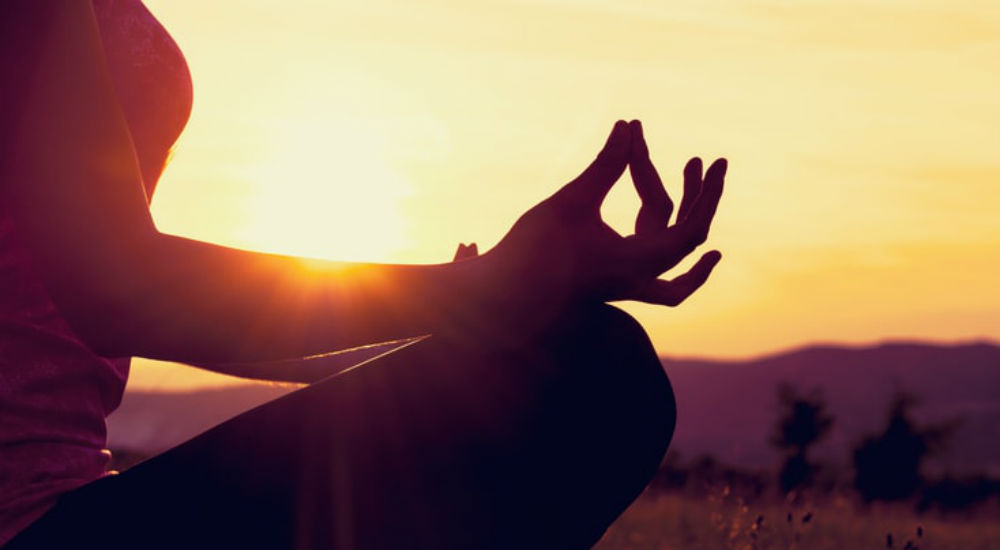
[471,120,726,323]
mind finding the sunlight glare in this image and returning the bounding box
[237,112,413,263]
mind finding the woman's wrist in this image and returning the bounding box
[432,250,572,351]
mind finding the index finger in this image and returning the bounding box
[629,120,673,235]
[555,120,631,212]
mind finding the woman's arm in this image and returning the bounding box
[1,3,726,369]
[1,2,504,365]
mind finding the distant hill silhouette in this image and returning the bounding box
[666,340,1000,475]
[107,340,1000,475]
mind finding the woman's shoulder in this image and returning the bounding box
[93,0,193,194]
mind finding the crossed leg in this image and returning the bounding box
[8,304,675,549]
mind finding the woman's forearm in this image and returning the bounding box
[99,232,501,364]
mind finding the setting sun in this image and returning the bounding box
[236,108,414,262]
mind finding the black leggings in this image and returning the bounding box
[8,304,675,549]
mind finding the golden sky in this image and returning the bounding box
[132,0,999,388]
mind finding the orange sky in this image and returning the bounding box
[132,1,999,389]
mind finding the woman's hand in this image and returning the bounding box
[481,120,726,317]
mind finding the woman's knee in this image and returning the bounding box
[545,303,677,447]
[505,304,675,544]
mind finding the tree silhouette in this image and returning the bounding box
[770,384,834,493]
[852,392,951,502]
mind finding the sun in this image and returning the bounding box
[236,111,413,263]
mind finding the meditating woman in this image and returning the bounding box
[0,2,726,548]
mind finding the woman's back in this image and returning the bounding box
[0,0,190,543]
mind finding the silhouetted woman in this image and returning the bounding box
[0,2,726,548]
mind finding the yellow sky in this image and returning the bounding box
[132,0,999,389]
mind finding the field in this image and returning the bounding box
[597,488,1000,550]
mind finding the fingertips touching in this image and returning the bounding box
[629,119,649,158]
[453,242,479,261]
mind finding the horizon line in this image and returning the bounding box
[660,336,1000,364]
